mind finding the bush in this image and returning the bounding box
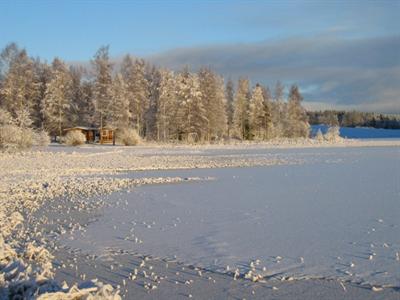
[0,108,15,126]
[64,130,86,146]
[324,126,342,142]
[315,129,324,142]
[34,130,51,147]
[0,124,34,151]
[116,128,141,146]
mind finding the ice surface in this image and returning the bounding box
[63,146,400,287]
[311,125,400,139]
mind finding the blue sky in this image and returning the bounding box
[1,0,399,112]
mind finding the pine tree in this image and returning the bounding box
[42,58,72,137]
[232,78,250,139]
[92,46,113,129]
[287,84,309,137]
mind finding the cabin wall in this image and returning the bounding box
[100,129,115,144]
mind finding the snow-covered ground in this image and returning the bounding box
[63,146,400,288]
[2,141,399,298]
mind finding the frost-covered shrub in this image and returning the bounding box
[14,108,33,129]
[315,129,324,142]
[64,130,86,146]
[116,128,141,146]
[0,108,35,151]
[0,108,15,126]
[34,130,51,147]
[0,124,34,151]
[0,125,20,151]
[19,127,34,148]
[324,126,342,142]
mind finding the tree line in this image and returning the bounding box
[0,43,310,142]
[307,110,400,129]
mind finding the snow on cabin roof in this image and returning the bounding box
[63,126,97,131]
[63,126,117,131]
[100,126,117,130]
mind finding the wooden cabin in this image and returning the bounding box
[63,127,97,143]
[99,126,116,145]
[63,126,116,145]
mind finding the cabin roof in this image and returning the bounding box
[63,126,97,131]
[100,126,117,130]
[63,126,117,131]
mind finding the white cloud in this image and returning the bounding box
[147,35,400,113]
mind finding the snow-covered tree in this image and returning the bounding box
[0,43,20,79]
[121,55,149,136]
[176,67,207,142]
[271,81,287,137]
[156,69,177,141]
[225,79,234,137]
[324,126,341,142]
[110,73,130,128]
[92,46,113,128]
[319,110,339,126]
[214,75,228,139]
[68,66,87,127]
[287,84,309,137]
[198,68,227,141]
[14,107,33,129]
[249,84,267,140]
[0,47,39,118]
[42,58,72,137]
[261,85,273,139]
[232,78,250,140]
[315,128,324,142]
[145,65,161,140]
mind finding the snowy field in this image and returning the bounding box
[62,146,400,289]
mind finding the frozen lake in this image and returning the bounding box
[63,146,400,287]
[311,125,400,139]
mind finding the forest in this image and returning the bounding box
[307,110,400,129]
[0,43,309,143]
